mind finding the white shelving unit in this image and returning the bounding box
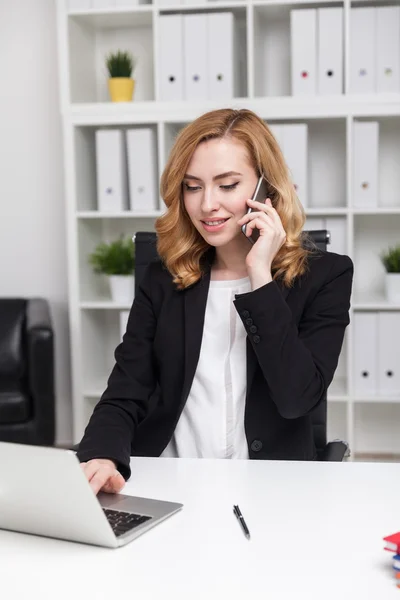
[56,0,400,456]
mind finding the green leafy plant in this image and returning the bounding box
[381,245,400,273]
[105,50,135,78]
[89,236,135,276]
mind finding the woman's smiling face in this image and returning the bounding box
[182,137,259,247]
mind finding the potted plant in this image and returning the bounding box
[89,236,135,303]
[106,50,136,102]
[381,244,400,303]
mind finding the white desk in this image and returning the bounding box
[1,458,399,599]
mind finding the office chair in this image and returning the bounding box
[134,229,350,463]
[0,298,56,446]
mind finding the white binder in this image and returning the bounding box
[290,9,317,96]
[376,7,400,94]
[282,124,308,208]
[183,14,208,100]
[207,12,234,100]
[317,8,343,95]
[95,130,128,213]
[353,121,379,208]
[354,312,378,397]
[377,313,400,396]
[126,128,158,213]
[158,15,184,101]
[68,0,92,9]
[350,8,375,94]
[268,124,284,151]
[119,310,130,342]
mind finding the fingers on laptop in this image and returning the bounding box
[80,459,125,495]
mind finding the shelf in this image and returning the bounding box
[80,301,132,310]
[76,210,164,219]
[306,208,348,216]
[67,95,400,124]
[352,208,400,215]
[68,7,153,28]
[353,302,400,311]
[158,1,247,12]
[354,397,400,404]
[84,389,105,399]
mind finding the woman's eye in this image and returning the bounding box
[184,183,201,192]
[220,182,239,191]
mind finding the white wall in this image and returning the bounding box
[0,0,72,444]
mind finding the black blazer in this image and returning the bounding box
[77,249,353,479]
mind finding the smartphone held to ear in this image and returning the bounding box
[241,175,270,244]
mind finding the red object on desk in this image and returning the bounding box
[383,532,400,553]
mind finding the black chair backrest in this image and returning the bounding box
[134,230,330,452]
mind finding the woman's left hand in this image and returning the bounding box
[237,198,286,289]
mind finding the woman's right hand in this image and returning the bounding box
[80,458,126,495]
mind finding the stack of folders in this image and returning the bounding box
[95,128,158,213]
[291,6,400,95]
[350,7,400,94]
[354,312,400,398]
[291,8,344,96]
[383,532,400,588]
[268,123,308,208]
[158,12,240,101]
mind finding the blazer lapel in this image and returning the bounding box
[180,269,211,409]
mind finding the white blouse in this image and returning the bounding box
[161,276,251,459]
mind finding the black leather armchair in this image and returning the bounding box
[0,298,55,446]
[133,230,350,462]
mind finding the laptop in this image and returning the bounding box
[0,442,183,549]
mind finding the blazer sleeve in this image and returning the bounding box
[76,263,159,480]
[233,253,353,419]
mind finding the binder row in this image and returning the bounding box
[291,6,400,95]
[291,8,344,96]
[95,128,158,213]
[94,121,389,213]
[158,13,239,102]
[354,313,400,397]
[351,7,400,94]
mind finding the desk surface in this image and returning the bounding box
[1,458,399,600]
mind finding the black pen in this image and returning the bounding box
[233,505,250,540]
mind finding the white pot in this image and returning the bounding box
[385,273,400,303]
[109,275,135,304]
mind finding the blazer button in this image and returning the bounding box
[251,440,263,452]
[245,318,253,326]
[253,335,261,344]
[241,310,250,319]
[249,325,257,334]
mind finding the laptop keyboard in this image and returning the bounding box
[104,508,152,537]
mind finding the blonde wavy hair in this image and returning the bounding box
[156,108,311,289]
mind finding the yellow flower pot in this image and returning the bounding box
[108,78,135,102]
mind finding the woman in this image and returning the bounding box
[78,108,353,495]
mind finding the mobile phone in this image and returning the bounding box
[241,175,270,244]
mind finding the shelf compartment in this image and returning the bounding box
[74,124,160,212]
[78,217,155,302]
[68,10,154,103]
[353,214,400,301]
